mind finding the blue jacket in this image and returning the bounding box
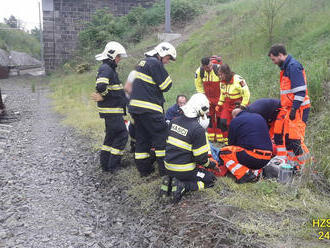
[281,55,306,109]
[228,111,272,151]
[246,98,281,123]
[165,104,182,121]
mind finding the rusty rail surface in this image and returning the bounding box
[0,89,5,116]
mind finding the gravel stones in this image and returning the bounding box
[0,77,148,247]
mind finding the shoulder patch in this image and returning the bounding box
[171,124,188,137]
[239,81,246,87]
[138,60,146,67]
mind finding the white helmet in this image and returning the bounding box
[145,42,176,61]
[95,41,127,61]
[181,93,209,118]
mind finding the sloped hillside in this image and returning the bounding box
[50,0,330,247]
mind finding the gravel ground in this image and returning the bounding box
[0,76,152,248]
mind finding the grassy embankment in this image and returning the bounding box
[51,0,330,246]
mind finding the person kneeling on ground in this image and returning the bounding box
[161,93,217,203]
[219,108,273,183]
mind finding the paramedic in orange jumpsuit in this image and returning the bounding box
[219,109,273,183]
[268,44,310,168]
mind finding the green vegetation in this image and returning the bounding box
[51,0,330,246]
[78,0,233,60]
[0,22,41,59]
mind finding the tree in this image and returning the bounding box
[4,15,23,29]
[31,27,41,40]
[260,0,286,46]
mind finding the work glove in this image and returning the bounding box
[289,108,296,120]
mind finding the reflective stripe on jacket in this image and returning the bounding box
[218,74,250,107]
[280,65,310,109]
[95,61,126,118]
[128,56,172,114]
[165,115,211,172]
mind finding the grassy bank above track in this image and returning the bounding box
[50,0,330,246]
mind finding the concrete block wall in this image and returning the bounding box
[42,0,156,71]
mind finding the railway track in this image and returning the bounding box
[0,123,12,154]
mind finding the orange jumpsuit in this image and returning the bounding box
[274,55,310,167]
[219,111,273,183]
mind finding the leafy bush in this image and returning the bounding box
[0,23,40,58]
[171,0,203,25]
[78,9,118,50]
[78,0,212,53]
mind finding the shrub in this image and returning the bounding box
[78,0,208,53]
[171,0,203,25]
[0,23,40,58]
[78,9,119,50]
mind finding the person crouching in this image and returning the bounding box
[219,108,273,183]
[161,93,217,203]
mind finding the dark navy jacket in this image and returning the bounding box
[281,55,306,109]
[128,56,172,115]
[246,98,281,123]
[165,104,182,121]
[228,111,272,151]
[95,60,126,118]
[165,115,209,171]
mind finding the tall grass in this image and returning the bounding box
[52,0,330,178]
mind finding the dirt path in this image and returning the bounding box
[0,76,151,248]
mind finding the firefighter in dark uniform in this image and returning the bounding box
[128,42,177,177]
[92,41,128,172]
[161,93,217,203]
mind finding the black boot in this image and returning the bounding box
[171,177,186,203]
[236,171,258,184]
[156,158,166,177]
[100,150,110,171]
[136,157,155,177]
[159,175,172,199]
[106,154,122,173]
